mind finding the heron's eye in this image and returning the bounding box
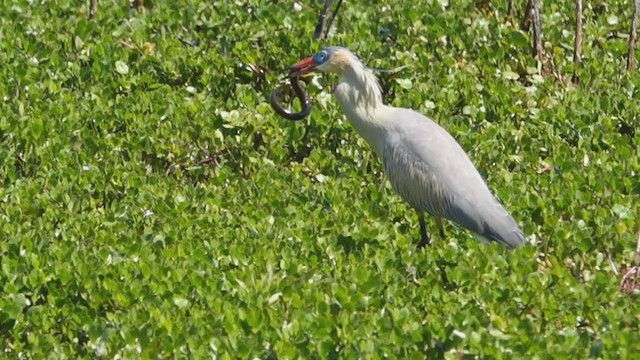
[313,50,329,64]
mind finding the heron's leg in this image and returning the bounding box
[437,259,454,290]
[417,212,430,248]
[435,217,445,238]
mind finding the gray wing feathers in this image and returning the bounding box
[382,109,525,248]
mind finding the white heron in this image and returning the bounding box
[289,46,526,249]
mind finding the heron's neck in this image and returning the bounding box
[334,63,388,156]
[336,64,384,111]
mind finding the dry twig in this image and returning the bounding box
[628,0,640,70]
[620,228,640,294]
[314,0,333,40]
[89,0,98,19]
[572,0,583,84]
[313,0,343,40]
[529,0,546,76]
[508,0,515,19]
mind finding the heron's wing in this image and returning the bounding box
[382,108,525,248]
[382,134,485,235]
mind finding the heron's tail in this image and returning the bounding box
[479,221,526,249]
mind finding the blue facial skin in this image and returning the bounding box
[312,49,330,64]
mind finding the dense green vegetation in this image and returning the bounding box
[1,0,639,358]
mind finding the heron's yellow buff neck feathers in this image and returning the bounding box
[327,51,353,72]
[332,52,384,111]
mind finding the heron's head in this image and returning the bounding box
[289,46,355,76]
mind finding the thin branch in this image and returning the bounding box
[313,0,334,40]
[620,228,640,294]
[89,0,98,19]
[573,0,583,84]
[530,0,546,76]
[508,0,515,20]
[521,0,532,32]
[628,0,640,71]
[323,0,343,39]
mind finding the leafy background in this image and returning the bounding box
[1,0,639,358]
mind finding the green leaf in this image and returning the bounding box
[5,294,27,318]
[115,60,129,75]
[267,292,282,305]
[396,78,413,89]
[612,204,631,219]
[503,70,520,80]
[173,297,189,308]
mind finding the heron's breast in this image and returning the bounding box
[334,99,384,155]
